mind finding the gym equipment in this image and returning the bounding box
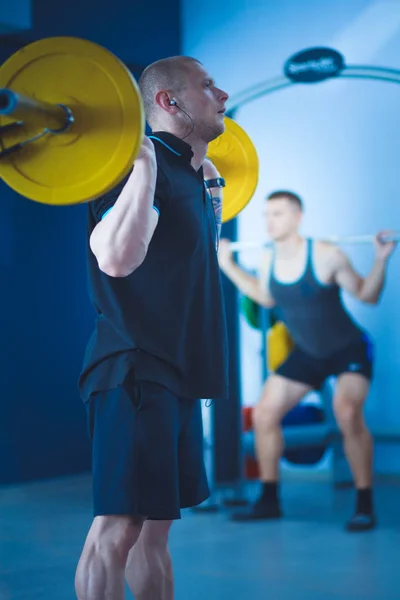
[0,37,144,206]
[0,37,259,221]
[266,321,294,372]
[242,404,327,471]
[240,297,293,371]
[229,232,400,252]
[281,404,326,465]
[207,118,258,222]
[241,295,282,330]
[240,295,261,329]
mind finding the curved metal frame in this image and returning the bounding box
[226,65,400,118]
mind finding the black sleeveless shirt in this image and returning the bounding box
[269,239,362,357]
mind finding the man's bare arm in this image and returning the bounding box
[90,138,158,278]
[333,232,396,304]
[218,241,275,307]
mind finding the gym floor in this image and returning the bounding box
[1,474,399,600]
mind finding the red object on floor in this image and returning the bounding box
[242,406,259,479]
[242,406,253,432]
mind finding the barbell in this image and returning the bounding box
[0,36,259,223]
[229,232,400,252]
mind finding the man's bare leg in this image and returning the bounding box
[75,515,143,600]
[125,520,174,600]
[230,374,311,521]
[254,375,312,480]
[334,373,375,531]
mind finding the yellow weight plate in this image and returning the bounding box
[0,37,144,205]
[267,322,294,372]
[207,117,259,222]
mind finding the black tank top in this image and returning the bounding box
[269,239,362,357]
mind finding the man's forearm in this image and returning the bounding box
[359,258,387,304]
[91,158,157,277]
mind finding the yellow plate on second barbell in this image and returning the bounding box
[0,36,144,205]
[207,117,259,223]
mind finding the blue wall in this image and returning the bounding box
[0,0,180,484]
[182,0,400,474]
[32,0,180,66]
[0,0,31,34]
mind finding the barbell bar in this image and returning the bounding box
[228,232,400,252]
[0,89,74,134]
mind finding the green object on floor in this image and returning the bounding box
[241,296,260,329]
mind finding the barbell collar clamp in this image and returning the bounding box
[0,89,74,134]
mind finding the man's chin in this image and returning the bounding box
[208,122,226,142]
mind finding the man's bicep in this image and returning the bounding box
[96,180,163,225]
[92,177,128,223]
[334,252,363,296]
[93,161,169,224]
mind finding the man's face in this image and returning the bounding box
[264,198,302,241]
[179,62,229,142]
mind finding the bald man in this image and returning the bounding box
[75,57,229,600]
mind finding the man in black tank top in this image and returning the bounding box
[219,190,397,532]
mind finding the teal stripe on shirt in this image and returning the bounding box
[102,205,160,220]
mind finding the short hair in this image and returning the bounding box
[138,56,201,125]
[266,190,303,211]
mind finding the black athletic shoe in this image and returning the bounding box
[345,513,376,532]
[230,501,282,522]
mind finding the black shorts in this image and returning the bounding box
[85,369,209,520]
[276,333,374,389]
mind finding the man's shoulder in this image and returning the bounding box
[313,238,346,269]
[313,238,339,254]
[260,246,274,263]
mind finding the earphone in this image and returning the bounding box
[168,98,194,140]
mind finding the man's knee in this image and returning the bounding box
[252,397,283,432]
[89,515,144,561]
[138,519,173,551]
[252,375,309,433]
[335,400,365,436]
